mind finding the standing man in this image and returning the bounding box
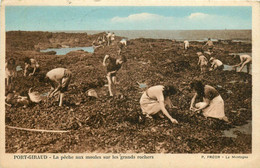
[46,68,72,106]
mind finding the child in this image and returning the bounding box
[197,52,208,72]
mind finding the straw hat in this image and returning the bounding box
[28,88,42,103]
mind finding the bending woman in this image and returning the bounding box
[24,57,40,76]
[189,80,228,122]
[46,68,72,106]
[140,85,178,124]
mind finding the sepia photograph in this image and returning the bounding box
[1,0,260,167]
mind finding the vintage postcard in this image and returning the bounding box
[1,0,260,167]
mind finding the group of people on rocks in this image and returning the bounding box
[192,38,252,74]
[5,36,251,125]
[92,31,116,49]
[5,56,72,107]
[139,38,251,124]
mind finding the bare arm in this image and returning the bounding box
[190,93,197,110]
[49,80,62,97]
[29,66,36,76]
[24,65,28,76]
[159,101,178,124]
[194,98,210,112]
[107,70,117,77]
[233,57,244,67]
[211,62,215,68]
[198,59,201,65]
[103,55,110,66]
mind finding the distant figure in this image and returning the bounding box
[102,33,107,44]
[24,57,40,77]
[106,32,112,46]
[103,55,126,97]
[118,39,127,55]
[184,40,189,50]
[5,58,16,89]
[197,52,208,73]
[92,36,104,49]
[139,85,178,124]
[46,68,72,106]
[209,57,224,71]
[120,39,127,46]
[203,38,214,52]
[232,54,252,73]
[111,32,115,42]
[190,80,228,122]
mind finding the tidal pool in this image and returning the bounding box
[40,46,94,55]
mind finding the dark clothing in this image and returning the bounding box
[106,57,122,75]
[216,64,224,71]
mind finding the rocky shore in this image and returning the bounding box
[5,31,251,153]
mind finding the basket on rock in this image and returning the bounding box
[28,88,42,103]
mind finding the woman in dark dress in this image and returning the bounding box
[103,55,126,97]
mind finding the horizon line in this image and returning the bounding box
[6,29,252,32]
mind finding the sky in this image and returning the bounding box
[5,6,252,31]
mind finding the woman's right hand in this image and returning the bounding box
[190,106,195,111]
[171,118,178,124]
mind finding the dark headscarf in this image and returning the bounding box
[190,80,205,97]
[163,85,177,98]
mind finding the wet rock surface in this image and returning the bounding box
[5,31,251,153]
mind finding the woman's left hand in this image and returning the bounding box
[194,108,201,113]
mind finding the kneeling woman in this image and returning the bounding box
[140,85,178,124]
[189,80,228,122]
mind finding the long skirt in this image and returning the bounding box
[140,92,161,115]
[196,95,226,119]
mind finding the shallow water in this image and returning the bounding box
[138,83,147,89]
[16,65,23,71]
[40,46,94,55]
[222,120,252,138]
[229,53,252,57]
[41,92,48,97]
[223,64,251,75]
